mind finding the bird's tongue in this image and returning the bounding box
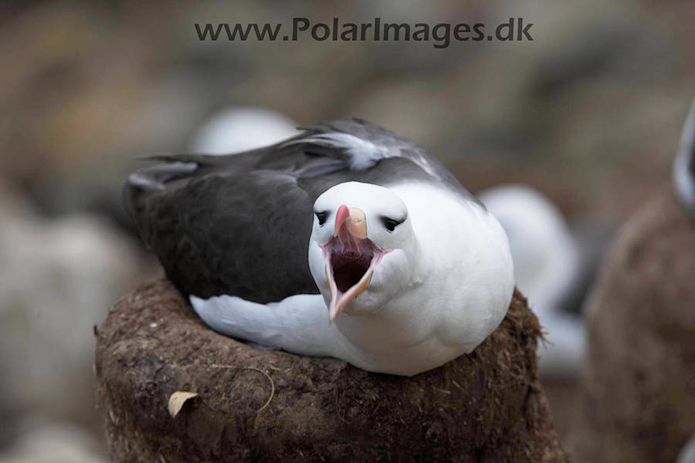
[324,223,382,322]
[326,252,380,322]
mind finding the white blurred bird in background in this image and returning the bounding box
[190,107,298,154]
[479,185,587,379]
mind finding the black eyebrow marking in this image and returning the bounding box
[315,210,329,226]
[380,215,406,232]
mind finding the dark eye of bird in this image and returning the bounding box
[381,217,402,233]
[315,211,328,226]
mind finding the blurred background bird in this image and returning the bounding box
[189,107,298,154]
[479,185,587,379]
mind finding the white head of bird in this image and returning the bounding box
[308,182,422,321]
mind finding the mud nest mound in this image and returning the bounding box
[95,279,566,462]
[573,188,695,463]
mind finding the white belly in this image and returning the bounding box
[190,292,475,376]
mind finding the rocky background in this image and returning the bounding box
[1,0,694,461]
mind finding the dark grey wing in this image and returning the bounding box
[124,118,476,302]
[131,171,318,302]
[674,98,695,217]
[123,139,345,301]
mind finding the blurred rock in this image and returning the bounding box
[0,183,146,436]
[0,418,107,463]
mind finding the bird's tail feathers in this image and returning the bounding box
[122,158,199,222]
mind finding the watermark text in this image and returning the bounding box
[194,18,533,49]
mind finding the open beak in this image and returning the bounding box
[321,205,386,322]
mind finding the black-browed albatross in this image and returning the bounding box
[125,119,514,376]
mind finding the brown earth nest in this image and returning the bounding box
[573,188,695,463]
[95,279,566,462]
